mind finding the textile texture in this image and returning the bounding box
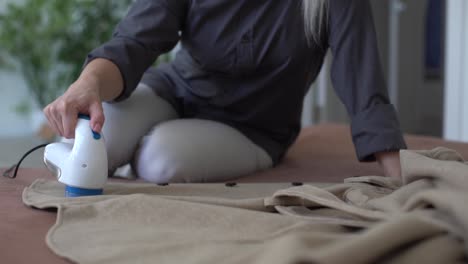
[23,147,468,264]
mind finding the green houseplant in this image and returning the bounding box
[0,0,171,114]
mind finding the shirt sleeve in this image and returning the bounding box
[85,0,187,101]
[328,0,407,162]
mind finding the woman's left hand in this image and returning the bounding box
[375,151,402,179]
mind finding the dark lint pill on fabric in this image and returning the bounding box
[157,183,169,186]
[291,182,303,186]
[225,182,237,187]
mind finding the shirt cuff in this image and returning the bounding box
[350,103,407,162]
[84,39,141,103]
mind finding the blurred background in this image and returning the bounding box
[0,0,467,168]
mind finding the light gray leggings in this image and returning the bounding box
[101,83,273,183]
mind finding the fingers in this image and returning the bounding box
[44,104,64,137]
[52,112,65,137]
[89,101,105,133]
[44,99,78,139]
[43,80,104,138]
[63,106,78,138]
[44,105,61,136]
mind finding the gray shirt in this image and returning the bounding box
[86,0,407,164]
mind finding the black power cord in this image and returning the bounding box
[2,143,48,179]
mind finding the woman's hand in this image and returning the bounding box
[375,151,402,179]
[43,58,123,139]
[44,76,104,139]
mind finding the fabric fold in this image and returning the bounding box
[22,148,468,264]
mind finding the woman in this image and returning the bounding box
[44,0,406,183]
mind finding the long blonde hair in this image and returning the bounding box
[302,0,329,46]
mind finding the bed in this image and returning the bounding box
[2,123,468,264]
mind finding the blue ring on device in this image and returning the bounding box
[65,185,103,197]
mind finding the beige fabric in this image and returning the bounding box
[23,147,468,264]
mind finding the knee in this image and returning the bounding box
[101,83,178,173]
[134,132,195,184]
[133,119,274,183]
[135,151,194,184]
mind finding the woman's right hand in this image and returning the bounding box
[44,58,123,139]
[43,77,105,139]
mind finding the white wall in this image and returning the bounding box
[0,0,35,138]
[444,0,468,142]
[0,72,34,137]
[309,0,445,138]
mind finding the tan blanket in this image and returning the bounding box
[23,147,468,264]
